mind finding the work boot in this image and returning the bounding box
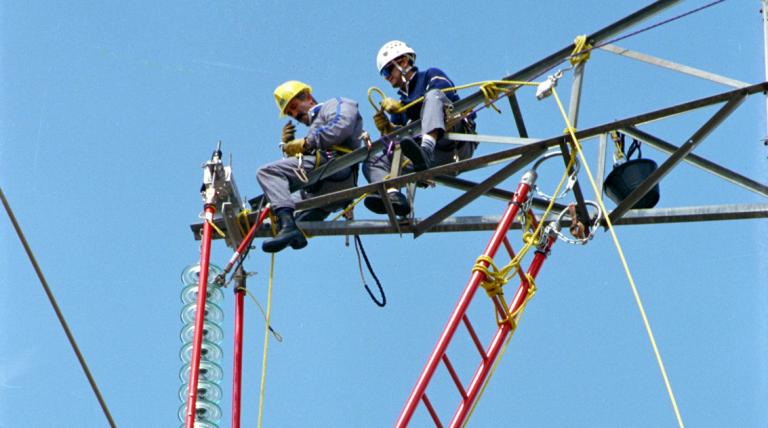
[400,137,434,172]
[364,190,411,216]
[262,208,308,253]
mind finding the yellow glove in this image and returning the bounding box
[282,138,308,157]
[380,97,403,114]
[281,121,296,143]
[373,110,394,135]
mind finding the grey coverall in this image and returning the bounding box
[364,89,475,183]
[257,97,363,212]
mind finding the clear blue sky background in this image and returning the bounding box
[2,1,766,427]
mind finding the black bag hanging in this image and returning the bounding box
[603,135,660,209]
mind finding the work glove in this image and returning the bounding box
[282,138,308,157]
[281,121,296,143]
[373,110,395,135]
[380,97,403,114]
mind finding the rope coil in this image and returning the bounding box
[569,34,593,66]
[472,255,516,326]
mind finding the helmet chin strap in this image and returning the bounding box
[394,59,413,96]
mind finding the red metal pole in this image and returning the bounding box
[232,267,246,428]
[448,232,557,427]
[220,207,271,276]
[226,209,269,427]
[185,204,216,428]
[395,171,536,428]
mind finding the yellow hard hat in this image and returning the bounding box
[274,80,312,117]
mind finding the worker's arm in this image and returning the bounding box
[424,67,459,102]
[306,97,360,151]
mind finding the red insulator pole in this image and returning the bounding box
[449,231,557,427]
[231,266,246,428]
[185,204,216,428]
[217,207,271,282]
[395,170,537,427]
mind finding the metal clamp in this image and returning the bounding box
[532,150,580,201]
[553,200,603,245]
[293,154,309,183]
[535,70,564,100]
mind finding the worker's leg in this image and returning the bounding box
[256,156,318,211]
[362,151,411,216]
[400,89,452,171]
[256,156,318,252]
[421,89,451,141]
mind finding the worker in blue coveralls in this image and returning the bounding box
[257,80,363,253]
[363,40,476,216]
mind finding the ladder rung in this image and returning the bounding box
[502,236,516,259]
[502,236,527,283]
[441,353,468,400]
[462,315,487,361]
[422,393,443,428]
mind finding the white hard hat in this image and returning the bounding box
[376,40,416,73]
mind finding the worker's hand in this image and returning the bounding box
[282,138,308,157]
[373,111,394,135]
[281,121,296,143]
[380,97,402,114]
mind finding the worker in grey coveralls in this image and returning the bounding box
[257,80,363,253]
[363,40,476,216]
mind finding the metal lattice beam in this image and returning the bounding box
[621,126,768,197]
[197,83,768,241]
[609,95,746,222]
[191,204,768,239]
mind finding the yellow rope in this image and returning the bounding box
[367,79,539,116]
[550,87,685,428]
[569,34,593,66]
[206,219,226,238]
[242,286,283,342]
[237,209,251,237]
[330,191,370,222]
[471,255,515,325]
[461,272,538,428]
[609,130,625,161]
[257,252,276,428]
[256,216,280,428]
[463,147,575,426]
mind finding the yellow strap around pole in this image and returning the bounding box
[550,87,684,428]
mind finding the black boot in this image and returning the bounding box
[400,137,434,172]
[364,190,411,216]
[262,208,308,253]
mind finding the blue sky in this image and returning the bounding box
[2,1,766,427]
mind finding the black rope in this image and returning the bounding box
[353,235,386,307]
[626,138,643,160]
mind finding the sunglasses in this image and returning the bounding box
[380,62,396,78]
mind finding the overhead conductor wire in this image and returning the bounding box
[0,186,117,428]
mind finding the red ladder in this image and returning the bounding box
[396,170,558,427]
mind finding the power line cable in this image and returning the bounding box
[0,186,116,428]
